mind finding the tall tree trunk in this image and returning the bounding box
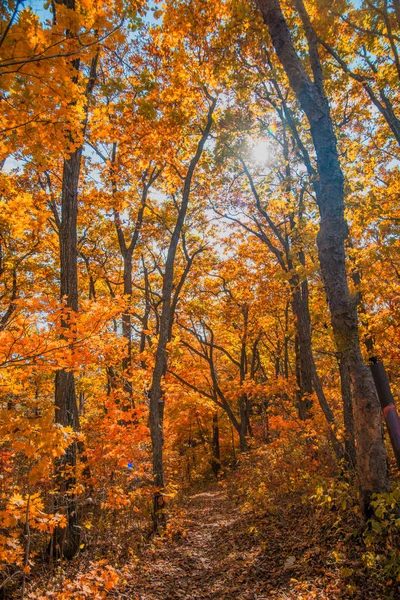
[53,145,82,559]
[112,156,159,408]
[52,0,98,554]
[239,394,249,452]
[148,97,216,529]
[122,251,133,373]
[121,249,134,407]
[238,305,250,450]
[211,412,221,478]
[255,0,389,514]
[292,287,313,420]
[339,355,357,469]
[292,276,343,458]
[283,300,290,379]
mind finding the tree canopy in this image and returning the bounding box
[1,0,400,598]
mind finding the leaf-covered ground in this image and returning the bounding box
[111,484,396,600]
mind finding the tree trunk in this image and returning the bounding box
[339,355,357,470]
[291,276,343,458]
[51,1,98,552]
[148,97,216,530]
[112,148,156,409]
[121,250,134,407]
[239,394,249,452]
[53,146,82,559]
[255,0,389,515]
[230,422,237,466]
[292,287,313,420]
[239,306,250,450]
[211,412,221,478]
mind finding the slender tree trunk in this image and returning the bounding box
[121,250,134,406]
[239,306,250,450]
[112,150,157,409]
[283,300,290,379]
[230,422,237,466]
[148,97,216,529]
[275,347,281,378]
[239,394,249,452]
[122,251,133,370]
[140,260,151,359]
[292,276,343,457]
[292,287,313,420]
[211,412,221,478]
[255,0,389,514]
[339,356,357,469]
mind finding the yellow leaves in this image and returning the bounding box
[102,486,132,509]
[8,493,25,509]
[0,491,66,546]
[0,0,129,159]
[27,561,120,599]
[0,532,24,567]
[0,396,74,467]
[164,482,179,498]
[0,185,43,242]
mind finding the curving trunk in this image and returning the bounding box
[211,412,221,478]
[254,0,389,515]
[148,97,216,530]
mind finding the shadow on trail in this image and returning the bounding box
[111,486,387,600]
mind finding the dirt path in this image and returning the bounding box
[113,486,324,600]
[111,488,238,599]
[135,488,243,600]
[112,485,386,600]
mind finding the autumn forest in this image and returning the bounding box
[1,0,400,597]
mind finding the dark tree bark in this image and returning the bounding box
[292,285,313,420]
[52,0,98,556]
[0,267,17,331]
[254,0,389,514]
[148,96,216,529]
[291,274,344,459]
[339,356,357,470]
[112,144,161,408]
[211,412,221,478]
[53,146,82,560]
[239,305,252,449]
[230,157,341,454]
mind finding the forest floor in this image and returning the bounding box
[110,483,392,600]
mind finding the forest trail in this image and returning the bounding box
[112,485,344,600]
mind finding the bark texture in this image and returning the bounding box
[148,97,216,529]
[211,412,221,478]
[112,145,160,407]
[339,356,357,469]
[52,2,98,554]
[238,157,340,444]
[254,0,389,513]
[53,147,82,559]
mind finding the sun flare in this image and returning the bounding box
[250,139,272,166]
